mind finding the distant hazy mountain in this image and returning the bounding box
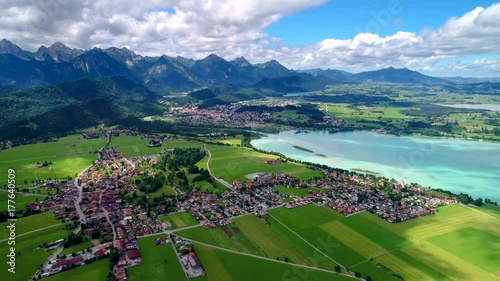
[300,68,353,83]
[352,67,449,85]
[0,39,33,60]
[440,76,500,83]
[253,72,333,93]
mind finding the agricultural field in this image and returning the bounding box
[0,211,63,240]
[159,211,199,229]
[162,140,205,149]
[176,223,264,256]
[269,204,500,281]
[177,212,338,270]
[275,185,320,197]
[128,235,188,281]
[0,134,107,186]
[108,135,163,157]
[272,109,311,123]
[205,144,322,182]
[0,223,70,281]
[210,135,244,146]
[193,243,355,281]
[61,241,94,255]
[326,103,411,127]
[44,259,109,281]
[0,191,43,212]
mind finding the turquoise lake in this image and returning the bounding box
[251,130,500,202]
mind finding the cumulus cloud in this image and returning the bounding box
[0,0,499,76]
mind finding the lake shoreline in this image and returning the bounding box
[251,130,500,202]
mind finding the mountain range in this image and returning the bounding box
[2,39,499,142]
[0,39,460,93]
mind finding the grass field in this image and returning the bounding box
[206,144,322,182]
[177,213,338,271]
[276,185,320,197]
[269,204,500,281]
[0,211,62,240]
[0,191,43,212]
[427,227,500,272]
[234,215,313,265]
[108,135,163,157]
[45,259,109,281]
[176,223,264,256]
[0,224,70,281]
[128,235,188,281]
[159,211,199,228]
[163,140,205,149]
[0,134,107,186]
[62,241,94,255]
[194,243,355,281]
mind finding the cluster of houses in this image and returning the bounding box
[81,129,138,140]
[171,236,205,278]
[174,103,347,129]
[304,167,456,222]
[41,243,111,278]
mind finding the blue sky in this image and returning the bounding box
[267,0,499,44]
[2,0,500,76]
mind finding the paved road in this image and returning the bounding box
[99,192,117,247]
[203,146,235,191]
[175,235,362,280]
[73,165,92,225]
[72,135,110,226]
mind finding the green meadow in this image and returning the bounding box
[61,240,94,255]
[268,204,500,281]
[0,191,44,212]
[0,224,70,281]
[0,134,107,186]
[163,140,205,149]
[159,211,199,229]
[193,243,355,281]
[0,211,62,240]
[205,144,322,182]
[275,185,320,197]
[177,212,338,271]
[44,259,109,281]
[108,135,163,157]
[128,235,188,281]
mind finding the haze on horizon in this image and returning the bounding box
[2,0,500,77]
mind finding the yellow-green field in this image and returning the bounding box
[193,243,355,281]
[269,204,500,281]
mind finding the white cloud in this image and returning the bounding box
[0,0,499,76]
